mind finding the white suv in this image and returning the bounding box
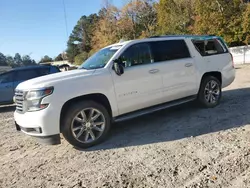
[14,35,235,148]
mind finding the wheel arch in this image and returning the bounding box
[201,71,222,85]
[59,93,112,132]
[197,71,222,108]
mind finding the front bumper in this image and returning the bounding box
[15,121,61,145]
[14,104,60,136]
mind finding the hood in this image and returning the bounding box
[16,69,96,90]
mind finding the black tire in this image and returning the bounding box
[197,76,222,108]
[61,100,111,148]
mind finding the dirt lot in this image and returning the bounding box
[0,65,250,188]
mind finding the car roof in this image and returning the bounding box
[107,35,219,48]
[0,65,53,75]
[148,34,217,39]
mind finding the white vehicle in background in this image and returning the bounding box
[14,35,235,148]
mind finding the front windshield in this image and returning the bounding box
[79,47,118,70]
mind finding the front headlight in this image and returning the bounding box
[25,87,54,112]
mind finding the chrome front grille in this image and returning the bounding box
[15,90,25,113]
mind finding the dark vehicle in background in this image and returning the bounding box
[0,65,60,105]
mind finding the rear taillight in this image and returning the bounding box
[230,53,234,68]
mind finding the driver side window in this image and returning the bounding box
[119,43,153,68]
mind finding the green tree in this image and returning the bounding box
[136,0,158,37]
[39,55,53,63]
[0,52,7,66]
[22,55,33,66]
[118,0,157,39]
[91,6,120,51]
[243,3,250,44]
[66,44,79,63]
[74,52,88,66]
[67,14,99,62]
[157,0,195,35]
[14,53,22,66]
[54,53,63,61]
[193,0,246,46]
[66,0,249,57]
[6,56,15,67]
[32,60,36,65]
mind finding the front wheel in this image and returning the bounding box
[197,76,222,108]
[61,101,111,148]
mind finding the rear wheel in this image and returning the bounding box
[61,101,111,148]
[197,76,221,108]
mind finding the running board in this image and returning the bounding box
[114,95,196,122]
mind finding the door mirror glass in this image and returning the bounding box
[113,59,124,76]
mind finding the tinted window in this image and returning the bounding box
[36,68,50,76]
[15,69,39,81]
[193,41,205,56]
[50,66,60,73]
[119,43,152,67]
[150,40,190,62]
[193,39,226,56]
[0,72,13,84]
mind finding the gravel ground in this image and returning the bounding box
[0,65,250,188]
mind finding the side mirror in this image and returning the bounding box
[113,59,124,76]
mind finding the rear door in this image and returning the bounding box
[150,40,197,102]
[0,71,14,103]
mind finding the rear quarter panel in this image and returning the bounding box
[186,39,234,89]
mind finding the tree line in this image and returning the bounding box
[66,0,250,65]
[0,52,68,67]
[39,53,68,64]
[0,52,36,67]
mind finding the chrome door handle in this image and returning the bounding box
[185,63,193,67]
[149,69,159,74]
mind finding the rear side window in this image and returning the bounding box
[193,39,227,56]
[193,41,205,55]
[150,40,190,62]
[36,68,50,76]
[15,69,39,81]
[50,66,60,73]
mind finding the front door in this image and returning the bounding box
[111,43,163,115]
[0,71,14,103]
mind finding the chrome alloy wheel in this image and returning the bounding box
[71,108,105,143]
[204,80,220,104]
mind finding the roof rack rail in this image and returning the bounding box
[148,34,216,38]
